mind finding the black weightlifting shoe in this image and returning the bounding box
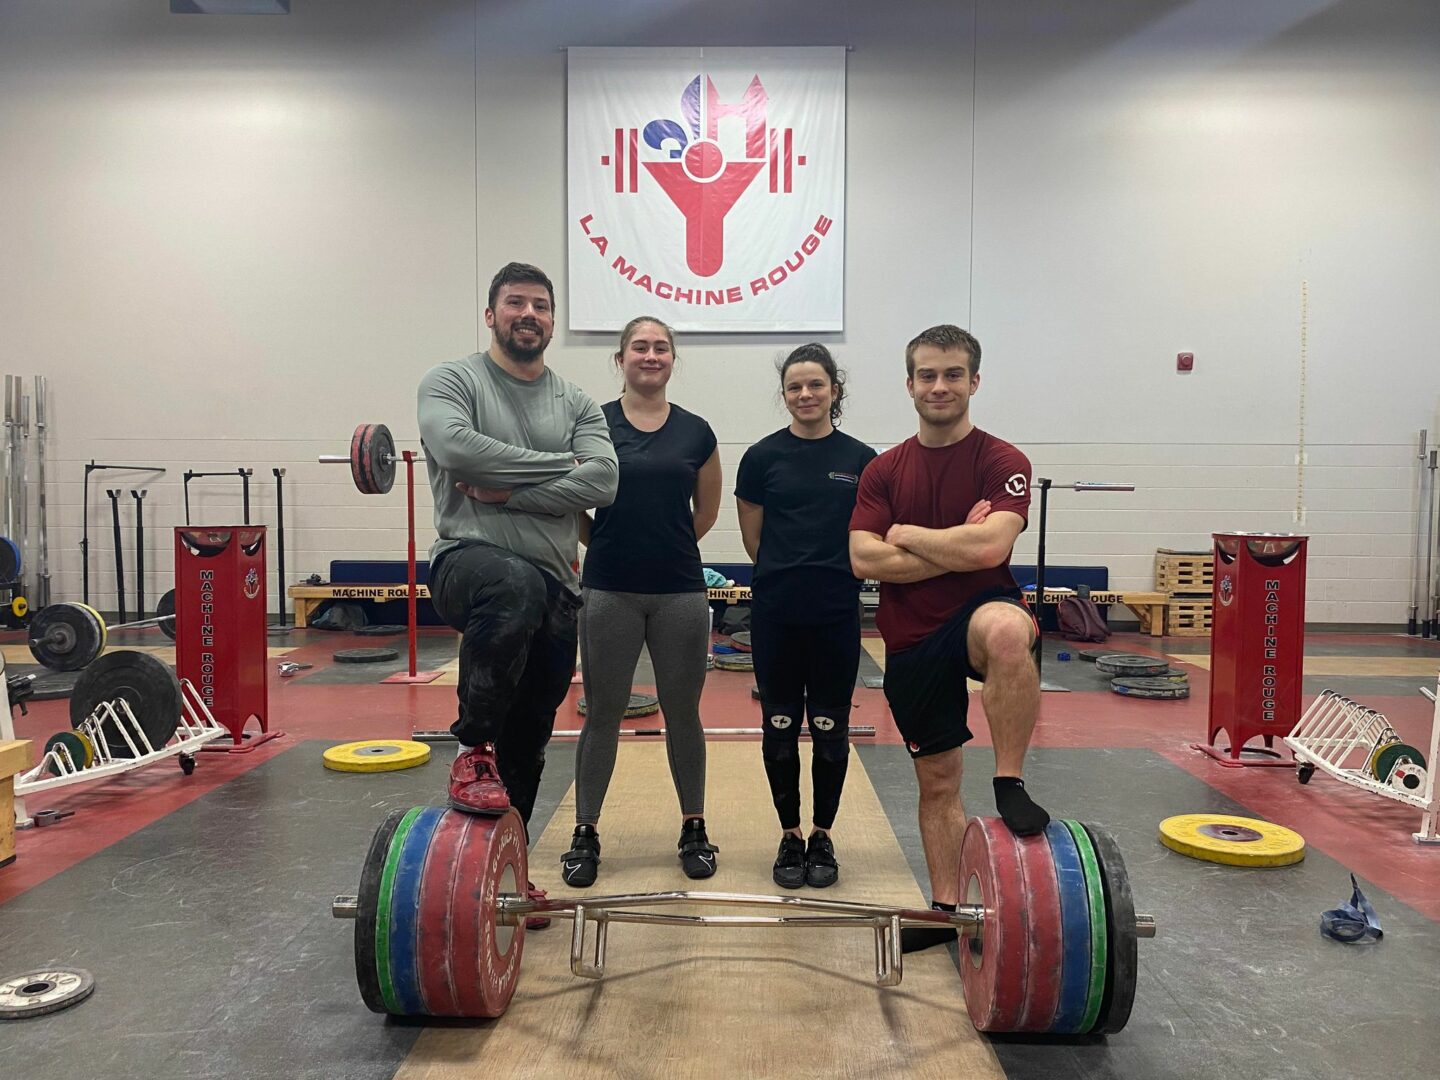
[772,833,807,890]
[804,832,839,889]
[561,824,601,888]
[678,818,719,879]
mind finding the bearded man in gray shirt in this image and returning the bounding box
[419,263,617,842]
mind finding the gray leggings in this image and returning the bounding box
[574,588,710,824]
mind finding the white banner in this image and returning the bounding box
[566,47,846,333]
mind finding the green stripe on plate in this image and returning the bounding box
[375,807,424,1015]
[1063,819,1109,1034]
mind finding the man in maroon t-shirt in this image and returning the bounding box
[849,324,1048,952]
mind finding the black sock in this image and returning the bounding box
[993,776,1050,836]
[901,900,959,954]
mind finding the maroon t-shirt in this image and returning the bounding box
[849,428,1032,652]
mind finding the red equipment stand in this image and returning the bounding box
[175,526,285,753]
[384,450,444,686]
[1195,532,1308,767]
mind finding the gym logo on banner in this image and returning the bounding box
[567,47,845,332]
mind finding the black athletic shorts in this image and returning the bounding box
[883,586,1033,759]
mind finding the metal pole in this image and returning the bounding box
[272,468,287,629]
[1033,478,1051,680]
[1412,431,1427,635]
[184,470,194,527]
[83,462,94,605]
[17,391,29,603]
[405,451,418,678]
[3,376,13,545]
[34,376,49,610]
[132,490,147,622]
[1422,452,1434,639]
[108,489,126,624]
[241,468,252,525]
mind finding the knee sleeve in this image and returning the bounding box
[806,702,852,762]
[760,701,804,761]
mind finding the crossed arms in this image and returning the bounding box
[849,500,1025,584]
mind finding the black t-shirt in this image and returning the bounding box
[735,427,877,622]
[582,400,717,593]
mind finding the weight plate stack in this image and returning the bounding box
[1094,654,1171,678]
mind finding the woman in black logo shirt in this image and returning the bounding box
[563,316,722,887]
[735,344,877,888]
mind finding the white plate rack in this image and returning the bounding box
[3,656,230,829]
[1283,680,1440,844]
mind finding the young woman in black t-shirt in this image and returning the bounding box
[562,316,723,887]
[735,345,877,888]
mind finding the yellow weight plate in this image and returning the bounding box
[1368,740,1400,780]
[11,595,28,618]
[323,740,431,773]
[73,730,95,769]
[77,603,108,656]
[1158,814,1305,867]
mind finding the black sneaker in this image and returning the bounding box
[561,824,601,888]
[772,833,806,889]
[678,818,719,879]
[804,832,839,888]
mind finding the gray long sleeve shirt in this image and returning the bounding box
[418,351,618,589]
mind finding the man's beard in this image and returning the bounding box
[498,321,550,362]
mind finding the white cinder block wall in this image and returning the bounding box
[1,1,1435,625]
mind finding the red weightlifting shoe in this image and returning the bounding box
[525,882,552,931]
[448,744,510,815]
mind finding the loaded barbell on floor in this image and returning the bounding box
[332,807,1154,1034]
[28,590,179,671]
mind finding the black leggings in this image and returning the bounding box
[750,605,861,831]
[429,542,580,830]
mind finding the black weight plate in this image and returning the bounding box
[1081,823,1138,1035]
[29,670,82,702]
[1111,677,1190,700]
[728,631,751,653]
[156,589,177,641]
[356,624,407,637]
[751,685,761,700]
[714,652,754,671]
[29,604,105,672]
[334,648,400,664]
[576,692,660,718]
[1094,654,1170,677]
[356,809,407,1014]
[69,651,182,758]
[369,424,396,496]
[1079,650,1121,664]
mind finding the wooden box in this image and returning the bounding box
[1155,549,1215,593]
[1166,598,1214,637]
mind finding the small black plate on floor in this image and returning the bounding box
[356,625,406,637]
[333,648,400,664]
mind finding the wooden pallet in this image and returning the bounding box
[1166,597,1213,637]
[1155,549,1214,593]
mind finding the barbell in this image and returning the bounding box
[28,591,178,671]
[333,807,1154,1034]
[319,423,416,496]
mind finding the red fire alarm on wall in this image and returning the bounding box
[1177,352,1194,372]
